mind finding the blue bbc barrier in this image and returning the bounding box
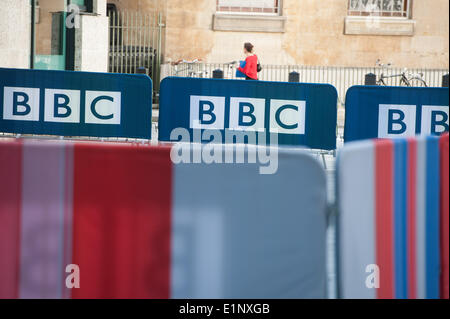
[0,68,153,139]
[158,77,338,150]
[344,85,449,143]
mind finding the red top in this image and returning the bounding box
[238,55,258,80]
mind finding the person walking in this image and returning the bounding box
[236,42,259,80]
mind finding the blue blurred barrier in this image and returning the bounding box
[344,86,449,143]
[158,77,338,150]
[0,68,153,139]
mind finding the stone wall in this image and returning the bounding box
[107,0,166,13]
[0,0,31,69]
[34,0,65,56]
[280,0,449,68]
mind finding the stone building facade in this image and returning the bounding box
[1,0,448,70]
[0,0,109,72]
[109,0,449,68]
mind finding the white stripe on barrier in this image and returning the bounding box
[337,141,376,299]
[416,138,426,299]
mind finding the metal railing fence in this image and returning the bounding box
[108,10,164,100]
[165,63,449,106]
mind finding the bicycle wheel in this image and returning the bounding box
[400,77,410,86]
[408,78,428,87]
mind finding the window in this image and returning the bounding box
[348,0,411,18]
[213,0,285,33]
[217,0,280,15]
[344,0,415,36]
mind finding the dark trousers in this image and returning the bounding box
[245,76,257,80]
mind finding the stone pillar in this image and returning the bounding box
[0,0,31,69]
[74,0,109,72]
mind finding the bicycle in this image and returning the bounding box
[223,61,238,79]
[375,59,428,87]
[171,59,209,78]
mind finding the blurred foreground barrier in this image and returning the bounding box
[158,77,337,150]
[440,134,449,299]
[0,68,152,139]
[336,134,449,299]
[344,86,449,143]
[0,140,327,299]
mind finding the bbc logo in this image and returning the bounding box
[2,87,121,124]
[189,95,306,134]
[378,104,449,138]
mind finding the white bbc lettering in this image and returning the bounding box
[2,87,122,125]
[378,104,449,137]
[378,104,416,138]
[3,87,40,121]
[229,97,265,132]
[190,95,225,129]
[269,99,306,134]
[44,89,81,123]
[189,95,306,135]
[421,105,449,135]
[85,91,121,125]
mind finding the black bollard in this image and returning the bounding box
[212,69,224,79]
[136,67,148,75]
[288,71,300,82]
[442,74,449,88]
[365,73,377,85]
